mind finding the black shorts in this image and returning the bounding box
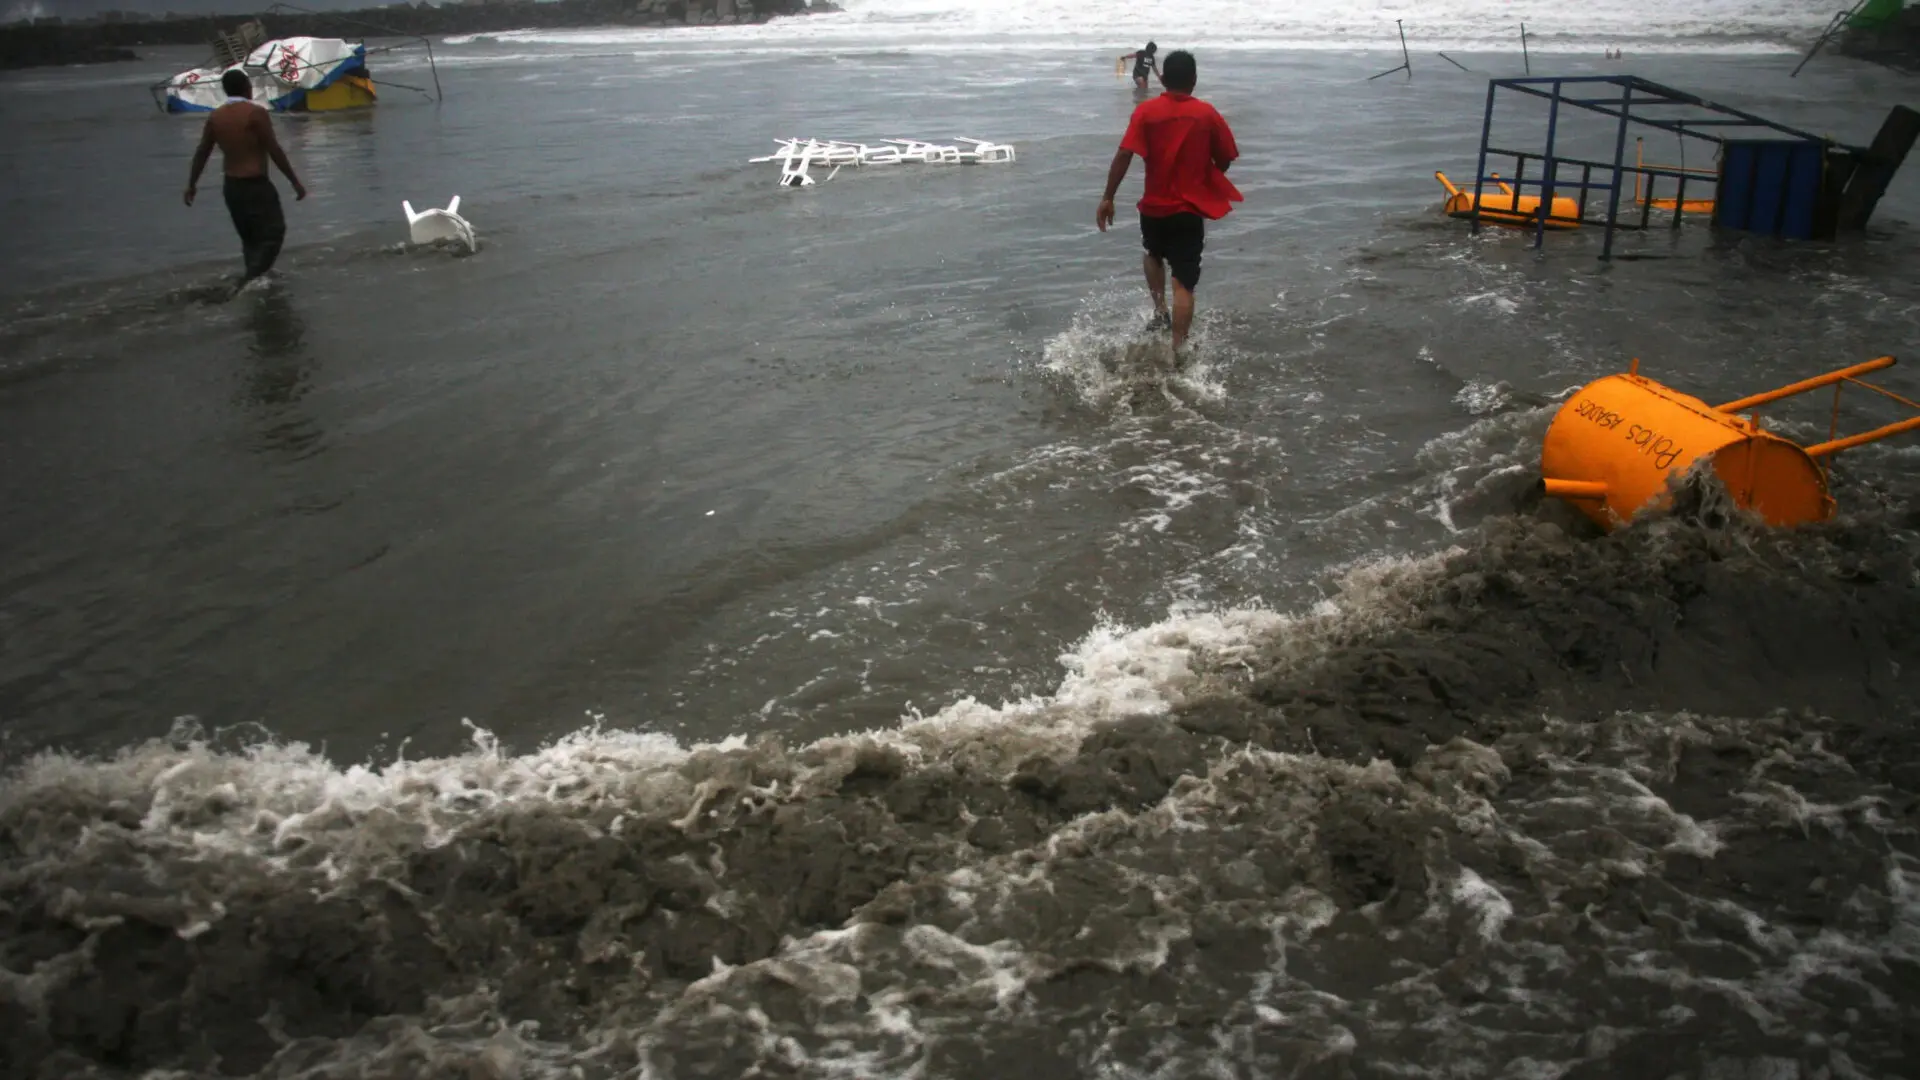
[1140,212,1204,291]
[222,175,286,280]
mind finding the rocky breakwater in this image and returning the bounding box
[1838,3,1920,72]
[0,0,832,71]
[0,36,137,69]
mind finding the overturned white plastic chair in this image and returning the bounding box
[402,196,476,251]
[751,140,819,185]
[779,154,817,187]
[956,137,1016,164]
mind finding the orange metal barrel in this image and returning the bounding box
[1435,171,1581,230]
[1541,373,1833,529]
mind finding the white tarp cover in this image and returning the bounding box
[165,37,366,112]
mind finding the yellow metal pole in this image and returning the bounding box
[1803,415,1920,458]
[1715,356,1897,412]
[1542,479,1608,499]
[1849,378,1920,412]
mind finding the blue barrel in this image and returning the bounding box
[1715,140,1826,240]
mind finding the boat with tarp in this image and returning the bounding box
[149,10,440,115]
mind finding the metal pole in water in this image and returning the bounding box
[424,37,443,102]
[1602,78,1634,260]
[1471,80,1497,236]
[1537,79,1563,249]
[1520,23,1530,75]
[1792,7,1862,78]
[1368,21,1414,80]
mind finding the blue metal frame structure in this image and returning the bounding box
[1466,75,1852,259]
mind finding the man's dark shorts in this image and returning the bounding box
[1140,211,1204,292]
[223,175,286,281]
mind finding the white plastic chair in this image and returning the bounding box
[956,137,1016,164]
[402,196,476,250]
[779,155,816,187]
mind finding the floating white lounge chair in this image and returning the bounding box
[884,139,963,164]
[750,136,1015,185]
[818,141,864,167]
[402,196,476,250]
[956,137,1017,164]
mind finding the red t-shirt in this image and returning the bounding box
[1120,91,1243,220]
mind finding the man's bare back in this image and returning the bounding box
[184,99,306,205]
[206,102,273,179]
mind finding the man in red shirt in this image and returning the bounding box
[1096,50,1241,355]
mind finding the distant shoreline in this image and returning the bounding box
[4,4,1915,76]
[0,0,830,71]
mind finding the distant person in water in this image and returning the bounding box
[1096,49,1241,356]
[1119,41,1158,89]
[184,69,308,286]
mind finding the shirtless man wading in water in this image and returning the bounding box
[184,69,308,286]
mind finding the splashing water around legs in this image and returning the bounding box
[1040,286,1229,414]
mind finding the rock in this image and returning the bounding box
[1837,5,1920,72]
[0,35,136,70]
